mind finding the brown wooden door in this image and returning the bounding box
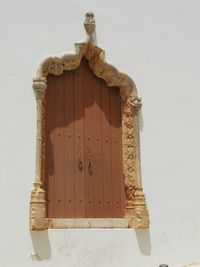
[45,59,124,218]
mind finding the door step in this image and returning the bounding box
[48,218,129,229]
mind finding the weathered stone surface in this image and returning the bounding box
[47,219,129,229]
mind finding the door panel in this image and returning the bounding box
[53,73,65,217]
[63,71,75,217]
[73,60,85,218]
[92,72,104,218]
[84,60,95,218]
[46,75,55,217]
[110,87,123,217]
[101,81,113,217]
[45,58,124,218]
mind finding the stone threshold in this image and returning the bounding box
[48,218,129,229]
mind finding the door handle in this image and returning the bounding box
[78,159,83,171]
[88,161,92,173]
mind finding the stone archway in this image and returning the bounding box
[29,12,149,231]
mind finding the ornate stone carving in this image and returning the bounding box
[30,218,49,231]
[29,11,149,230]
[41,54,82,77]
[84,11,96,36]
[132,187,149,228]
[122,97,136,190]
[30,77,48,231]
[130,96,142,113]
[30,183,48,231]
[125,185,135,201]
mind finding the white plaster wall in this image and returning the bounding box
[0,0,200,266]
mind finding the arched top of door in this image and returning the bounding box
[34,11,138,100]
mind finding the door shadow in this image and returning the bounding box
[135,229,152,255]
[30,231,51,260]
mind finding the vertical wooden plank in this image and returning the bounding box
[92,69,104,218]
[117,91,125,215]
[74,61,85,218]
[101,80,113,217]
[53,74,65,217]
[45,75,55,218]
[63,70,75,217]
[83,59,95,218]
[110,87,123,217]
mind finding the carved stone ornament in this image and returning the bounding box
[84,11,96,37]
[29,12,149,231]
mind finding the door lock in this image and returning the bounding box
[78,159,83,170]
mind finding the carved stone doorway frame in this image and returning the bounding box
[29,12,149,231]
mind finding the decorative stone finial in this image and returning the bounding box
[84,11,96,42]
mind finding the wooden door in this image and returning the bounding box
[45,59,124,218]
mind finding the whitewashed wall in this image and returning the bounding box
[0,1,200,267]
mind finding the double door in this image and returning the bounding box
[45,59,124,218]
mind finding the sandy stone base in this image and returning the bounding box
[48,218,129,229]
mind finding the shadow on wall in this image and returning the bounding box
[29,228,151,260]
[30,231,51,260]
[135,229,152,256]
